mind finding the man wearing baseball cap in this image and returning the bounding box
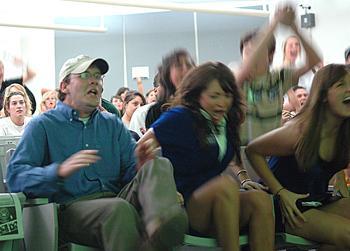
[7,55,187,250]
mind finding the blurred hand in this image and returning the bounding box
[278,189,309,229]
[58,150,100,178]
[275,5,295,26]
[241,180,268,190]
[135,137,157,171]
[12,56,24,66]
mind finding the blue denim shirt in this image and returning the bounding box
[7,101,137,204]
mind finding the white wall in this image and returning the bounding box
[0,27,55,115]
[307,0,350,64]
[21,29,56,113]
[272,0,350,67]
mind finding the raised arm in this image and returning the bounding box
[136,77,144,95]
[235,5,296,87]
[13,57,36,83]
[235,18,278,87]
[23,65,36,83]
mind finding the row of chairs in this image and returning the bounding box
[0,136,318,250]
[178,232,318,250]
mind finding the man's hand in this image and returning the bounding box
[58,150,101,178]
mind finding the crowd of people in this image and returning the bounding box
[2,3,350,251]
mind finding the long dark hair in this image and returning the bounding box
[146,48,195,128]
[172,61,245,164]
[295,64,350,170]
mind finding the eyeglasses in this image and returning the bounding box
[71,72,104,82]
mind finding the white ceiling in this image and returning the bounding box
[0,0,270,34]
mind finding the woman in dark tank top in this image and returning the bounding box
[246,64,350,249]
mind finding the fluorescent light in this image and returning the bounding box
[65,0,270,17]
[0,21,107,33]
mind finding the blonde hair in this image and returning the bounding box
[1,83,32,117]
[282,35,301,63]
[40,90,57,113]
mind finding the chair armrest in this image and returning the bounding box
[24,198,49,206]
[15,192,49,206]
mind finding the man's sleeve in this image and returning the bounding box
[6,119,62,198]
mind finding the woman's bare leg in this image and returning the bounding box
[186,175,240,251]
[286,198,350,250]
[239,190,275,251]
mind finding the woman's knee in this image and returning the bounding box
[211,176,240,204]
[241,190,273,213]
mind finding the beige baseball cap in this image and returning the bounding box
[59,55,109,83]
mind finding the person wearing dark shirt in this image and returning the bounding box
[138,62,274,251]
[246,64,350,249]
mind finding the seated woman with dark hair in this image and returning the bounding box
[121,91,145,128]
[0,84,32,136]
[137,62,274,251]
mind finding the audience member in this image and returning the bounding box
[121,90,146,128]
[282,35,301,68]
[235,5,321,145]
[100,97,120,117]
[282,35,322,91]
[0,57,37,114]
[40,89,57,113]
[145,88,157,104]
[6,55,187,251]
[0,84,32,136]
[110,94,123,113]
[281,85,309,124]
[246,64,350,250]
[138,62,274,251]
[129,72,161,137]
[116,86,129,101]
[145,48,195,128]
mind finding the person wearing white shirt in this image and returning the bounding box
[0,84,32,136]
